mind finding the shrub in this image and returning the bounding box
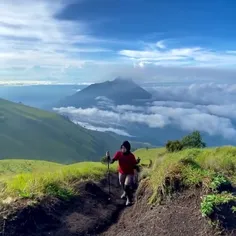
[166,140,183,152]
[165,131,206,152]
[201,193,236,217]
[210,175,232,193]
[101,156,109,164]
[181,131,206,149]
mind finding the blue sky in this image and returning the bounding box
[1,0,236,84]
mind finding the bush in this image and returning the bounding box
[166,131,206,152]
[101,156,109,164]
[181,131,206,149]
[166,140,183,152]
[200,193,236,217]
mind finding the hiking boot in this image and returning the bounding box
[121,192,126,199]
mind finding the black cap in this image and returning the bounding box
[121,141,131,152]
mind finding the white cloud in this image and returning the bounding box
[156,40,166,49]
[1,0,236,83]
[0,0,110,70]
[73,121,132,137]
[54,106,169,129]
[196,104,236,120]
[170,47,201,56]
[95,96,114,108]
[119,49,185,61]
[178,113,236,138]
[151,101,195,108]
[54,104,236,140]
[115,105,145,112]
[148,83,236,105]
[138,61,145,68]
[119,47,236,67]
[0,80,92,86]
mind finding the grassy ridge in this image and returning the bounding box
[0,148,156,201]
[0,160,62,183]
[134,148,166,163]
[0,161,116,200]
[146,146,236,190]
[0,98,122,163]
[1,146,236,207]
[136,146,236,223]
[0,160,62,175]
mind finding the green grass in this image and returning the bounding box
[1,146,236,208]
[209,175,231,192]
[0,160,62,179]
[200,193,236,217]
[135,146,236,226]
[144,147,236,203]
[0,161,116,200]
[0,98,123,164]
[134,148,166,164]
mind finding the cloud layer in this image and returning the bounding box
[1,0,236,83]
[121,45,236,68]
[0,1,93,69]
[54,82,236,140]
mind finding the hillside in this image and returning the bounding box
[56,78,152,108]
[0,98,124,163]
[0,146,236,235]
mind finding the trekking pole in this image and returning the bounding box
[106,151,111,200]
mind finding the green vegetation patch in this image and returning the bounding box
[134,148,166,164]
[200,193,236,217]
[166,131,206,153]
[209,175,232,193]
[147,147,236,204]
[0,162,116,201]
[0,159,62,180]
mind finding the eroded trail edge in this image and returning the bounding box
[0,174,125,236]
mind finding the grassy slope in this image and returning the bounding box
[135,146,236,190]
[136,146,236,222]
[1,146,236,212]
[0,160,63,182]
[0,159,116,200]
[0,98,122,163]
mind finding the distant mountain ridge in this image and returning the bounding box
[0,98,123,163]
[56,78,152,108]
[0,98,151,163]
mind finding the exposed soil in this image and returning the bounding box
[0,175,235,236]
[101,181,216,236]
[211,201,236,236]
[0,174,125,236]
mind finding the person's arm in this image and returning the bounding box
[106,151,120,164]
[111,151,120,163]
[131,154,138,166]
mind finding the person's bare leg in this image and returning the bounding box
[119,173,126,199]
[124,175,134,206]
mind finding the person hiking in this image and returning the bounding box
[106,141,140,206]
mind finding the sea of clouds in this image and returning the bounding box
[54,83,236,141]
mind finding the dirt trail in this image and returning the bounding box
[101,182,215,236]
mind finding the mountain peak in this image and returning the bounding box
[57,78,152,108]
[113,77,134,83]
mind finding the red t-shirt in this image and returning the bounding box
[113,151,137,175]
